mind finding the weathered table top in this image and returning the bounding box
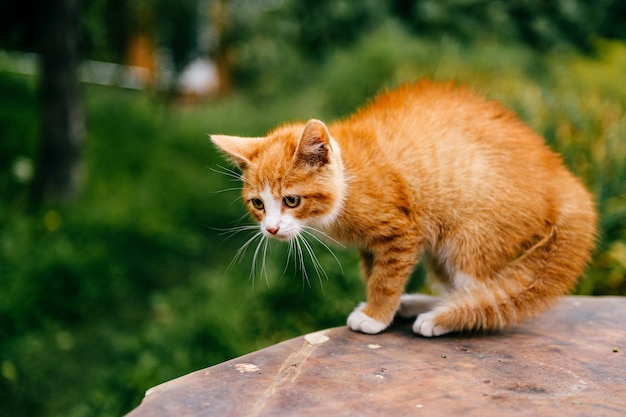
[127,296,625,417]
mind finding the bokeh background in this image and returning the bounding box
[1,1,625,416]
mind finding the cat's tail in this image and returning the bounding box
[429,174,597,334]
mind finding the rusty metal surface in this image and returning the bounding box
[126,297,626,417]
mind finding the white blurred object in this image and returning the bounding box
[178,58,218,95]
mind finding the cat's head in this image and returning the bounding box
[211,119,345,241]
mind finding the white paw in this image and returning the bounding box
[397,294,441,318]
[413,311,451,337]
[347,303,388,334]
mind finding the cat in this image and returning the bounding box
[210,80,597,337]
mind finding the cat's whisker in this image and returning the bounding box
[209,166,249,210]
[293,235,311,288]
[304,236,329,281]
[251,234,273,287]
[297,235,320,278]
[213,224,258,235]
[302,225,345,248]
[229,211,251,226]
[301,227,344,274]
[210,214,255,236]
[209,164,240,180]
[249,234,264,285]
[261,237,271,286]
[227,195,246,210]
[282,237,295,278]
[297,234,328,290]
[210,187,242,194]
[211,165,254,187]
[212,224,258,243]
[227,231,264,274]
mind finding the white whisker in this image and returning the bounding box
[302,225,345,248]
[282,238,295,278]
[229,211,251,225]
[214,224,258,234]
[209,164,240,179]
[261,237,270,286]
[227,195,246,209]
[227,231,263,273]
[212,224,258,243]
[210,164,254,187]
[250,233,267,286]
[298,234,328,290]
[294,235,310,288]
[211,187,242,194]
[302,227,344,274]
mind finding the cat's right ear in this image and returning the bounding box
[297,119,331,167]
[210,135,266,170]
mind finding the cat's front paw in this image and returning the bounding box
[413,311,451,337]
[347,303,388,334]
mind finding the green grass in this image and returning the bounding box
[1,29,625,417]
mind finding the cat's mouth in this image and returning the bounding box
[262,227,296,242]
[270,233,291,242]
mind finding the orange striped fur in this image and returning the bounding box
[211,80,597,336]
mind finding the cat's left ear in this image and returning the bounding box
[297,119,331,167]
[210,134,267,170]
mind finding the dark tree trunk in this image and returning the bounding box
[212,0,232,95]
[32,0,84,204]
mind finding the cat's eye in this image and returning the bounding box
[283,195,301,208]
[250,198,264,210]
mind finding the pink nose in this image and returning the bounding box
[266,227,279,235]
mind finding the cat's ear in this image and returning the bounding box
[296,119,331,167]
[210,134,267,170]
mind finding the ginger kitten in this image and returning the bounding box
[210,80,597,337]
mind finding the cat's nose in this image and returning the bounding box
[266,226,279,235]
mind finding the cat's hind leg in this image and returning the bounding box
[412,178,596,337]
[410,272,490,337]
[411,272,519,337]
[413,310,452,337]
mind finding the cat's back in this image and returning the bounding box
[338,80,560,178]
[351,80,530,144]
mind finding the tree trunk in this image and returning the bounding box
[32,0,84,204]
[212,0,232,95]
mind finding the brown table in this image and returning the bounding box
[127,296,625,417]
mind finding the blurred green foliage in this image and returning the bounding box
[1,6,626,417]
